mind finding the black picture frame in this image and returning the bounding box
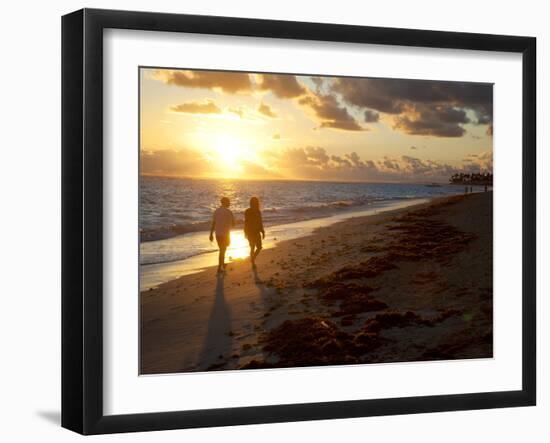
[62,8,536,435]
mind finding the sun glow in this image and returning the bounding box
[214,134,244,172]
[226,230,250,261]
[189,125,270,179]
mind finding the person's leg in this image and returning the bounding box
[253,245,262,260]
[253,234,263,260]
[216,235,228,271]
[219,245,227,270]
[250,243,256,264]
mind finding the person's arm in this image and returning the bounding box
[209,214,215,242]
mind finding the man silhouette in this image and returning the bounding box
[209,197,235,274]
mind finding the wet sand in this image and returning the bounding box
[140,192,493,374]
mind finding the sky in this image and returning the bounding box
[140,68,493,183]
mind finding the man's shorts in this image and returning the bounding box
[216,234,230,248]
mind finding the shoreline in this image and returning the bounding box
[140,197,431,290]
[140,192,493,374]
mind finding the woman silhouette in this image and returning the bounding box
[244,197,265,267]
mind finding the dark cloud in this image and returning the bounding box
[310,76,326,90]
[258,102,277,118]
[150,69,492,139]
[169,100,221,114]
[399,155,435,175]
[382,156,401,170]
[330,154,352,168]
[153,70,307,98]
[332,77,493,137]
[334,78,492,114]
[257,74,306,98]
[305,146,330,165]
[299,94,363,131]
[393,104,468,137]
[476,113,492,125]
[363,109,380,123]
[152,69,253,93]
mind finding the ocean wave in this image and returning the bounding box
[141,247,217,265]
[140,221,212,242]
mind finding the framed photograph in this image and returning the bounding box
[62,8,536,434]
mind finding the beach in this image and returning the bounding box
[140,191,493,374]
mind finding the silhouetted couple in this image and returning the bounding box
[209,197,265,274]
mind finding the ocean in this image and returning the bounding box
[139,176,483,289]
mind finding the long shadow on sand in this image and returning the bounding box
[252,266,274,305]
[197,273,232,370]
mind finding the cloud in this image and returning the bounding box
[258,102,277,118]
[462,150,493,172]
[140,149,209,176]
[257,74,306,98]
[152,69,307,98]
[299,93,363,131]
[272,133,281,140]
[240,160,280,178]
[229,107,245,118]
[169,100,221,114]
[141,145,492,182]
[330,154,352,168]
[140,148,282,178]
[363,109,380,123]
[151,69,253,93]
[332,77,493,137]
[393,104,469,137]
[150,69,491,139]
[262,146,492,182]
[382,156,401,171]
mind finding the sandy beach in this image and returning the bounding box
[140,191,493,374]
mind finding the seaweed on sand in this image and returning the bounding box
[241,317,383,369]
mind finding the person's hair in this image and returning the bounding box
[249,196,260,211]
[220,197,230,207]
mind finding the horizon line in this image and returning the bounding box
[138,173,468,186]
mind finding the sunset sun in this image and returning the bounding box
[213,134,245,175]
